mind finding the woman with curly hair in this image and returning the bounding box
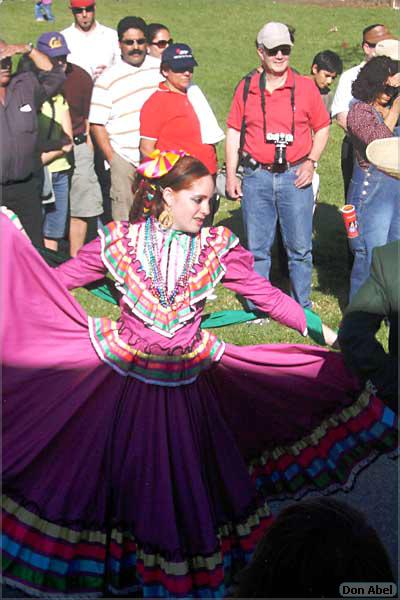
[346,55,400,300]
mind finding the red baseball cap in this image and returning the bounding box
[70,0,95,8]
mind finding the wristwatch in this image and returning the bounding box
[306,157,318,168]
[25,42,34,55]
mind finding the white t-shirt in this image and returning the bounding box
[331,62,364,118]
[61,21,120,79]
[89,55,163,165]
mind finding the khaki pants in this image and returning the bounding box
[110,151,137,221]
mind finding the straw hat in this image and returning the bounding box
[375,39,400,61]
[366,137,400,178]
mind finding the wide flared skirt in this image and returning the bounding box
[1,214,398,598]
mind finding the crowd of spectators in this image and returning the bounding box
[0,4,399,307]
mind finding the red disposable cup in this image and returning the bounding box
[340,204,359,238]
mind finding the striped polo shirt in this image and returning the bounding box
[89,55,163,165]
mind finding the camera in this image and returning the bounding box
[266,133,294,173]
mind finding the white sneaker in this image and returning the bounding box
[207,292,217,301]
[247,317,270,325]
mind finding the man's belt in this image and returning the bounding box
[241,153,308,173]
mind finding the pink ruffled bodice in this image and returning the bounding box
[56,220,306,385]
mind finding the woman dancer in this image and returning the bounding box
[2,151,397,598]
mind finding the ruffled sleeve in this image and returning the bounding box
[220,241,307,334]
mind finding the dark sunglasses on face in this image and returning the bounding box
[151,39,173,49]
[264,45,291,56]
[121,38,147,46]
[0,57,12,69]
[71,4,95,14]
[170,66,194,74]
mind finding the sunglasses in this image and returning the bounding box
[170,66,194,73]
[121,38,147,46]
[151,39,173,49]
[364,41,377,48]
[264,45,291,56]
[71,4,95,14]
[0,57,12,69]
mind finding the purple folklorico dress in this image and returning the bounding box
[1,213,397,598]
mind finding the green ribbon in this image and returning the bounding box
[37,247,327,345]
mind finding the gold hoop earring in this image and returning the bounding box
[158,206,174,229]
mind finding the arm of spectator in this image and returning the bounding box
[85,119,94,149]
[41,149,64,165]
[0,43,52,71]
[140,137,157,158]
[225,127,242,199]
[334,110,348,132]
[348,103,394,146]
[90,123,113,164]
[384,95,400,132]
[338,248,397,407]
[60,106,73,153]
[294,124,330,188]
[41,103,73,164]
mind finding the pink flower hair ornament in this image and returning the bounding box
[137,149,188,179]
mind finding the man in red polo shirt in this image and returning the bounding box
[225,22,330,309]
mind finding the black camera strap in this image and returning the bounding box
[239,69,258,155]
[259,70,296,143]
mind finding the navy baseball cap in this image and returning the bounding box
[37,32,70,58]
[161,43,198,71]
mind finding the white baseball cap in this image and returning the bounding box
[257,22,293,49]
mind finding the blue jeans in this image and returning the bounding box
[34,2,54,20]
[241,165,314,308]
[43,171,70,239]
[347,161,400,300]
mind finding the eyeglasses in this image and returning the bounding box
[71,4,95,14]
[364,41,377,48]
[151,39,173,49]
[121,38,147,46]
[0,57,12,69]
[264,45,291,56]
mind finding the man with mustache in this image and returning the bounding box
[89,16,163,221]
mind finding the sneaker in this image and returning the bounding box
[247,317,270,325]
[207,292,218,301]
[36,18,45,21]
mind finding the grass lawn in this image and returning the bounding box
[1,0,398,345]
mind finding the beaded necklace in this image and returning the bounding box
[144,217,199,308]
